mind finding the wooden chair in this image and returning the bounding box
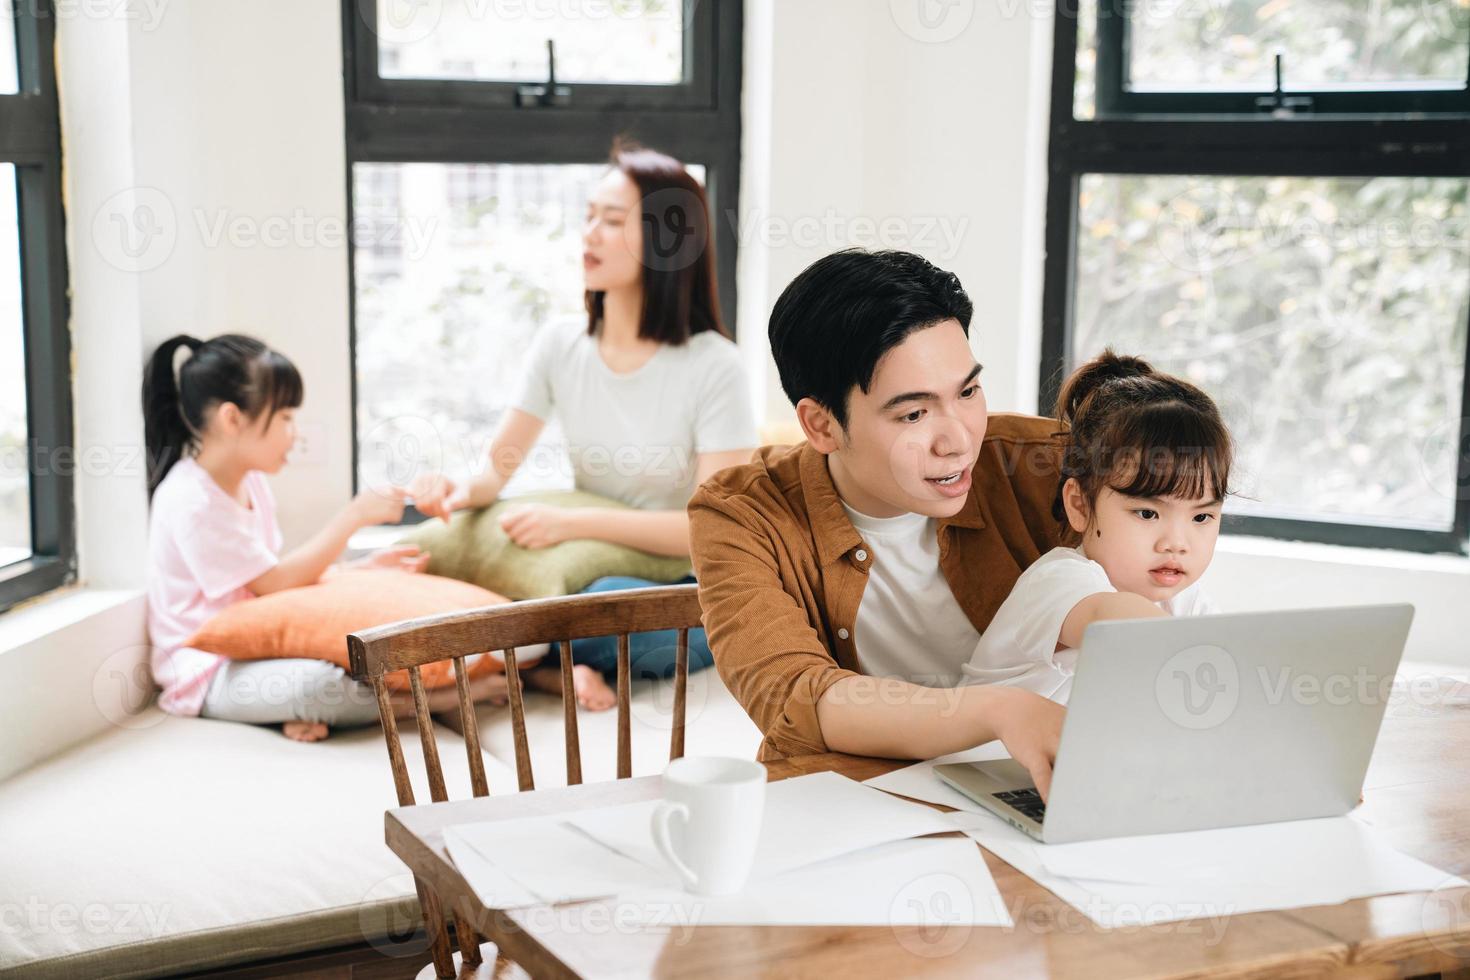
[347,583,703,980]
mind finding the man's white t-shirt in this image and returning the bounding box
[511,319,758,512]
[961,544,1219,702]
[839,501,981,688]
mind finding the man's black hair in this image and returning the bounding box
[768,249,974,429]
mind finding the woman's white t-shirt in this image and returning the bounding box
[961,545,1218,702]
[510,319,758,512]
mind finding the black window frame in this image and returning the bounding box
[341,0,743,514]
[351,0,719,112]
[0,1,75,612]
[1041,5,1470,556]
[1095,4,1470,117]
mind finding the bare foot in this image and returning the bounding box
[571,665,617,711]
[469,671,510,707]
[520,662,617,711]
[283,721,329,742]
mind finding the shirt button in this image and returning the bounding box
[854,549,868,562]
[837,628,850,640]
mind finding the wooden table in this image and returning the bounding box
[387,673,1470,979]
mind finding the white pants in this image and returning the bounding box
[199,658,382,728]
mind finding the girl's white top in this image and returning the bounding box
[961,544,1217,702]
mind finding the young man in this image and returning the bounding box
[688,249,1080,799]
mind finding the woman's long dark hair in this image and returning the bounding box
[142,334,303,498]
[585,137,726,344]
[1052,349,1234,527]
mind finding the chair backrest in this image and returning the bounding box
[348,584,703,804]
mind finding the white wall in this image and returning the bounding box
[739,0,1054,423]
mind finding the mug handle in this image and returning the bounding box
[650,801,700,890]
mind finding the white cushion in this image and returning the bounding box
[0,669,759,979]
[0,709,515,979]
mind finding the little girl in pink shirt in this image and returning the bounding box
[144,334,505,741]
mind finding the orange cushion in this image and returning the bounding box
[185,569,510,690]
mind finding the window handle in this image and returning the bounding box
[516,39,572,108]
[1256,52,1314,116]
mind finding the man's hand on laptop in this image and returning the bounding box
[990,688,1065,802]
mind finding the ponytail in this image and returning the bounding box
[141,333,304,499]
[143,335,203,498]
[1054,349,1155,429]
[1051,347,1233,526]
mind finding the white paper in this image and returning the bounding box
[565,770,958,880]
[948,809,1466,928]
[861,739,1012,813]
[615,837,1014,927]
[447,816,674,906]
[444,832,538,909]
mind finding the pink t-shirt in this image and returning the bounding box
[147,457,283,715]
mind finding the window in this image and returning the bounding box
[1043,3,1470,554]
[0,3,73,611]
[343,0,742,508]
[1092,0,1470,114]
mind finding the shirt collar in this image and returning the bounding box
[798,443,987,567]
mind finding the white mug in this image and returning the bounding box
[650,756,766,896]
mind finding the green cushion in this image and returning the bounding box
[398,490,693,600]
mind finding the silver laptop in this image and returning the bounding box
[935,603,1414,844]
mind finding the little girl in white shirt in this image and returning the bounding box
[963,349,1235,701]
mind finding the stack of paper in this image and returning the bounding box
[949,807,1464,928]
[862,747,1464,928]
[443,771,1013,927]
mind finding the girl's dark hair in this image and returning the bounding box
[1052,349,1234,526]
[142,333,304,498]
[585,137,726,344]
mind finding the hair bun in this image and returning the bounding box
[1055,348,1154,426]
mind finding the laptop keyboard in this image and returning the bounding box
[993,788,1046,822]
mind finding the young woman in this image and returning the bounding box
[411,140,758,709]
[144,334,508,742]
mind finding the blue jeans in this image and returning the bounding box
[559,575,714,682]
